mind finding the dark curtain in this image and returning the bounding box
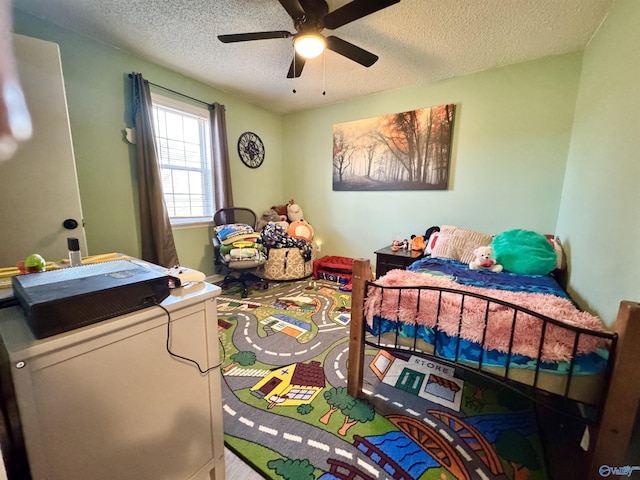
[209,103,234,210]
[131,73,179,267]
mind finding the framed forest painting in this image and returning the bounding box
[332,104,455,191]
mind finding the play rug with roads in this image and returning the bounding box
[216,278,547,480]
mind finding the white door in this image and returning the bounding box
[0,34,87,267]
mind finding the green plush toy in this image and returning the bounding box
[491,229,557,275]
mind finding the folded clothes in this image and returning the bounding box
[224,250,267,263]
[220,241,265,255]
[214,223,257,245]
[230,248,258,259]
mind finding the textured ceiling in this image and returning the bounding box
[14,0,614,114]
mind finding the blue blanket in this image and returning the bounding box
[408,256,568,298]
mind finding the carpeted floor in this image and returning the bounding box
[216,278,548,480]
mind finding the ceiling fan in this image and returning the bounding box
[218,0,401,78]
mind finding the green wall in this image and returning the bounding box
[556,0,640,325]
[12,3,638,325]
[12,10,285,275]
[283,54,582,264]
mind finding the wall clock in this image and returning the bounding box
[237,131,265,169]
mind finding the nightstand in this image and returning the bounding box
[374,245,425,278]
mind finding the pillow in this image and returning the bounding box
[423,225,441,255]
[425,231,440,254]
[288,221,314,242]
[549,236,566,271]
[491,229,557,275]
[430,225,493,264]
[214,223,256,245]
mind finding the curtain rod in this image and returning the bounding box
[129,73,210,107]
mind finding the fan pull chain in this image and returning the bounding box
[322,49,326,96]
[290,45,328,97]
[292,43,297,94]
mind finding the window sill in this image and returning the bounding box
[170,220,213,230]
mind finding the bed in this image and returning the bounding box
[347,256,640,480]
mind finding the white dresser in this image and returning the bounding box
[0,282,225,480]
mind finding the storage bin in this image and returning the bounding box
[261,246,315,281]
[313,255,354,285]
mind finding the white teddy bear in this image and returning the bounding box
[286,202,304,222]
[469,246,503,272]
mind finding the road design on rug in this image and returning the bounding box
[217,280,546,480]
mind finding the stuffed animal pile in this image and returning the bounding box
[258,199,315,243]
[254,199,316,263]
[256,209,288,232]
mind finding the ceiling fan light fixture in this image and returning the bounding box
[294,34,326,59]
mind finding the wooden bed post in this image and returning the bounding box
[589,301,640,479]
[347,258,372,399]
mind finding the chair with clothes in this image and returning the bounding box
[212,207,267,298]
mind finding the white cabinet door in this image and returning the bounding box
[0,34,86,267]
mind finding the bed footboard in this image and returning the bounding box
[588,301,640,479]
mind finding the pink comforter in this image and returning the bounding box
[364,269,608,362]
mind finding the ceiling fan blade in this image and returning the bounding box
[278,0,305,21]
[286,53,307,78]
[323,0,401,30]
[325,36,378,67]
[218,31,292,43]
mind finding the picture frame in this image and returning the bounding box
[332,104,455,191]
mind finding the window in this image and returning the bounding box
[150,93,213,226]
[286,388,315,401]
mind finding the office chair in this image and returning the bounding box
[212,207,266,298]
